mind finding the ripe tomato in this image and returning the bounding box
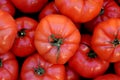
[65,65,80,80]
[11,0,48,13]
[91,18,120,62]
[11,17,38,57]
[84,0,120,33]
[0,10,17,54]
[114,61,120,76]
[21,53,65,80]
[0,0,15,16]
[38,1,59,21]
[35,14,81,64]
[68,34,109,78]
[0,52,18,80]
[55,0,103,23]
[94,74,120,80]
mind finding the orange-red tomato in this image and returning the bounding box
[0,52,18,80]
[11,0,48,13]
[55,0,103,23]
[0,10,17,54]
[35,14,81,64]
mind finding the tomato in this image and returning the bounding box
[0,0,15,16]
[65,65,80,80]
[35,14,81,64]
[55,0,103,23]
[84,0,120,33]
[91,18,120,62]
[11,17,38,57]
[11,0,48,13]
[0,10,17,54]
[21,53,65,80]
[94,74,120,80]
[68,34,109,78]
[114,61,120,76]
[0,52,18,80]
[38,1,59,21]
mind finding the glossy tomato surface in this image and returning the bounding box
[84,0,120,33]
[38,1,59,20]
[11,17,38,57]
[55,0,103,23]
[0,10,17,54]
[0,52,18,80]
[91,18,120,62]
[0,0,15,16]
[35,14,81,64]
[21,53,65,80]
[11,0,48,13]
[69,34,109,78]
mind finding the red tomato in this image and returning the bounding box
[91,18,120,62]
[65,65,80,80]
[55,0,103,23]
[94,74,120,80]
[0,10,17,54]
[38,1,59,21]
[11,17,38,57]
[114,61,120,76]
[0,0,15,16]
[0,52,18,80]
[68,34,109,78]
[21,53,65,80]
[35,14,81,64]
[11,0,48,13]
[84,0,120,33]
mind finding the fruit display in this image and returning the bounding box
[0,0,120,80]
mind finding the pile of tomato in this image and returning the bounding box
[0,0,120,80]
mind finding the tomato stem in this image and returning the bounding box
[99,8,104,15]
[34,66,45,75]
[88,50,97,58]
[0,59,2,67]
[18,29,26,37]
[112,38,120,47]
[49,34,63,63]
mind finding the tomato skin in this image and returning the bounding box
[94,74,120,80]
[35,14,81,64]
[114,61,120,76]
[11,0,48,13]
[21,53,65,80]
[0,0,15,16]
[91,18,120,62]
[0,10,17,54]
[55,0,103,23]
[38,1,59,21]
[84,0,120,33]
[0,52,19,80]
[65,65,80,80]
[68,34,109,78]
[11,17,38,57]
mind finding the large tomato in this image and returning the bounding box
[0,52,18,80]
[11,0,48,13]
[68,34,109,78]
[94,74,120,80]
[11,17,38,57]
[55,0,103,23]
[21,53,65,80]
[35,14,81,64]
[0,10,17,54]
[114,61,120,76]
[84,0,120,33]
[0,0,15,16]
[38,1,59,21]
[91,18,120,62]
